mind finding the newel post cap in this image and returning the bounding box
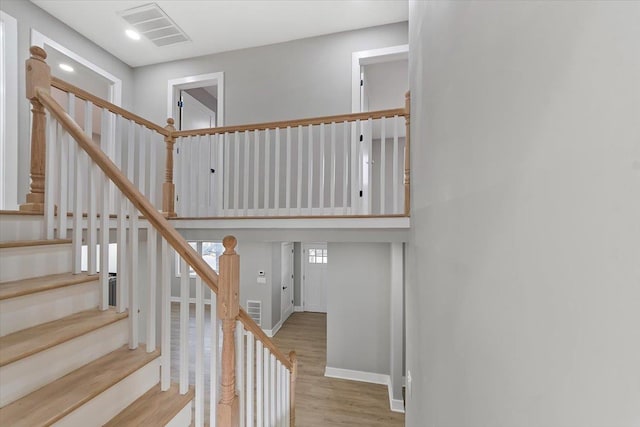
[223,235,237,254]
[30,46,47,61]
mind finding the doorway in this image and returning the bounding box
[281,242,294,322]
[301,243,328,313]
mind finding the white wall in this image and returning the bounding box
[326,243,390,375]
[406,1,640,426]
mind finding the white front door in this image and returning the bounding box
[281,242,294,322]
[303,243,327,313]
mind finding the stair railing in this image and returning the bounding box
[26,46,297,427]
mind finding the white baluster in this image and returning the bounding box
[367,117,373,214]
[189,137,197,216]
[274,127,281,215]
[115,117,127,312]
[270,355,276,427]
[161,240,171,391]
[137,125,146,198]
[256,340,264,427]
[246,331,255,427]
[224,133,230,215]
[44,116,56,240]
[181,139,189,217]
[236,321,245,427]
[330,122,336,215]
[285,127,292,215]
[146,227,157,350]
[244,130,250,216]
[393,115,399,214]
[234,131,240,216]
[264,129,270,216]
[350,121,358,214]
[342,121,348,215]
[319,124,325,215]
[264,348,270,426]
[285,369,291,427]
[71,119,82,273]
[179,257,189,394]
[276,363,282,427]
[86,102,97,275]
[380,117,386,215]
[198,135,206,216]
[66,94,76,216]
[57,119,68,239]
[216,133,225,216]
[307,125,313,214]
[127,120,139,349]
[296,126,303,216]
[99,108,110,310]
[253,130,260,213]
[148,129,157,207]
[195,275,205,427]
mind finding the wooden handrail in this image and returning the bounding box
[172,107,408,138]
[36,86,294,370]
[51,77,169,136]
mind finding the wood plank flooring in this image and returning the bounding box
[170,305,404,426]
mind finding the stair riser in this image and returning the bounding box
[0,244,72,282]
[0,318,128,407]
[166,402,193,427]
[53,358,160,427]
[0,215,44,242]
[0,281,100,336]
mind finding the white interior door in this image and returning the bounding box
[179,91,215,130]
[281,242,294,322]
[303,243,327,313]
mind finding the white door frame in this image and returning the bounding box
[31,29,122,106]
[301,242,327,312]
[167,73,224,215]
[351,45,408,215]
[0,11,18,210]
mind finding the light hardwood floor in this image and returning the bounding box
[170,306,404,426]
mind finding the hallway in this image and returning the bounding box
[272,312,404,427]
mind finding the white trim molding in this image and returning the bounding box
[0,11,18,210]
[325,367,405,413]
[294,306,304,312]
[264,318,283,338]
[167,72,224,127]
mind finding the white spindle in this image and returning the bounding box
[146,227,157,350]
[86,102,97,275]
[189,137,197,216]
[216,134,224,216]
[274,127,281,215]
[256,340,264,427]
[198,136,206,216]
[180,139,189,216]
[57,119,68,239]
[44,116,56,240]
[195,275,205,427]
[233,132,240,216]
[276,363,282,427]
[253,130,259,212]
[148,129,157,207]
[116,117,127,312]
[224,133,230,215]
[393,116,399,214]
[99,108,110,310]
[264,348,270,425]
[243,131,250,216]
[285,369,291,427]
[210,288,218,427]
[285,127,292,215]
[307,125,313,214]
[330,122,336,214]
[127,121,138,349]
[380,117,386,214]
[66,94,76,215]
[161,240,171,391]
[246,331,255,427]
[270,355,276,427]
[367,117,373,214]
[319,124,325,215]
[342,121,348,215]
[350,121,358,214]
[137,125,146,198]
[179,257,189,394]
[264,130,270,216]
[236,321,245,427]
[296,126,303,215]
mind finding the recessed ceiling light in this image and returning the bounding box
[125,29,141,40]
[59,63,74,72]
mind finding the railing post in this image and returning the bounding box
[162,118,177,217]
[289,350,298,426]
[20,46,51,213]
[404,91,411,217]
[217,235,240,427]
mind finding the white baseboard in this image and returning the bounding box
[264,319,283,338]
[170,296,213,305]
[294,306,303,312]
[324,367,405,413]
[324,366,389,385]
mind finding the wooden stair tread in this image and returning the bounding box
[104,384,194,426]
[0,272,98,300]
[0,308,127,366]
[0,239,71,249]
[0,346,160,427]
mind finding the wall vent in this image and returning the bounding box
[246,300,262,327]
[118,3,190,47]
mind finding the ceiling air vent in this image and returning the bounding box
[118,3,190,47]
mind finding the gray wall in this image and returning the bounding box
[406,1,640,426]
[0,0,134,204]
[327,243,390,375]
[270,242,282,329]
[133,22,407,126]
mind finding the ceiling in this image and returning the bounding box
[31,1,408,68]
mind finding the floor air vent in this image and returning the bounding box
[246,300,262,327]
[118,3,190,47]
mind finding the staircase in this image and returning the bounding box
[0,218,193,426]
